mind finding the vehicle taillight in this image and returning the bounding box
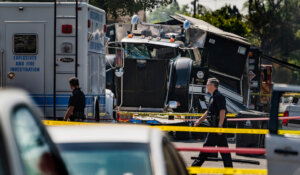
[282,111,289,126]
[62,25,73,34]
[88,20,91,28]
[104,24,107,33]
[117,112,120,121]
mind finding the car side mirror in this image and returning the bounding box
[183,20,190,30]
[131,15,139,25]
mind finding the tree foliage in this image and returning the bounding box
[89,0,173,19]
[196,5,251,38]
[147,2,188,23]
[246,0,300,84]
[247,0,300,56]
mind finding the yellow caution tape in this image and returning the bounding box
[43,120,99,126]
[118,111,237,118]
[283,93,300,97]
[278,130,300,135]
[152,126,269,134]
[188,167,267,175]
[227,113,236,117]
[250,93,271,97]
[88,113,107,117]
[43,120,300,135]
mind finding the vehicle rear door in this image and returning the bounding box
[266,85,300,175]
[4,22,45,94]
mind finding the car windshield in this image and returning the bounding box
[58,142,152,175]
[124,43,178,60]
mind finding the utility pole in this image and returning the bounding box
[193,0,198,18]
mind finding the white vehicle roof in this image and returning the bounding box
[121,36,180,47]
[273,84,300,92]
[48,124,171,175]
[48,124,162,144]
[0,2,105,14]
[0,89,33,115]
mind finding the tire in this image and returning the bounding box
[94,97,100,122]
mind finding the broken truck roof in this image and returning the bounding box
[169,14,250,45]
[121,36,180,47]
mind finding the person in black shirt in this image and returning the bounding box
[63,77,85,121]
[192,78,233,168]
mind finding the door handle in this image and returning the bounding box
[274,149,298,156]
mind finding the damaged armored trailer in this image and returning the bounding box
[106,13,253,115]
[159,14,252,113]
[106,17,209,114]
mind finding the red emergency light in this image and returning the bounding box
[88,20,91,28]
[104,24,107,33]
[62,25,73,34]
[282,111,289,126]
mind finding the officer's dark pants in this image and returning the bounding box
[69,114,83,122]
[192,133,233,167]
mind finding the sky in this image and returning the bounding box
[177,0,248,14]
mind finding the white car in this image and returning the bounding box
[0,89,68,175]
[267,84,300,175]
[48,125,189,175]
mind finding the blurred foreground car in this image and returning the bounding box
[267,84,300,175]
[0,89,68,175]
[48,125,189,175]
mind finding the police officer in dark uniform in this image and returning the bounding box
[63,77,85,121]
[192,78,233,168]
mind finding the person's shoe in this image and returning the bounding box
[191,159,202,175]
[191,159,202,166]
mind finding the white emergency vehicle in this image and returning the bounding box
[0,2,112,119]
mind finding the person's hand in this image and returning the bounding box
[194,120,200,127]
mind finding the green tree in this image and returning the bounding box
[147,2,188,23]
[197,4,210,16]
[246,0,300,85]
[181,4,190,15]
[247,0,300,56]
[196,5,251,38]
[89,0,173,19]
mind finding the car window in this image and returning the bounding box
[162,138,188,175]
[13,34,38,55]
[124,43,178,60]
[124,43,150,59]
[292,97,299,104]
[11,106,65,175]
[277,93,300,131]
[59,142,152,175]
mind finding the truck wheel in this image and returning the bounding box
[95,97,100,122]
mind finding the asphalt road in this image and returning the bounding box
[172,139,267,171]
[170,122,300,173]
